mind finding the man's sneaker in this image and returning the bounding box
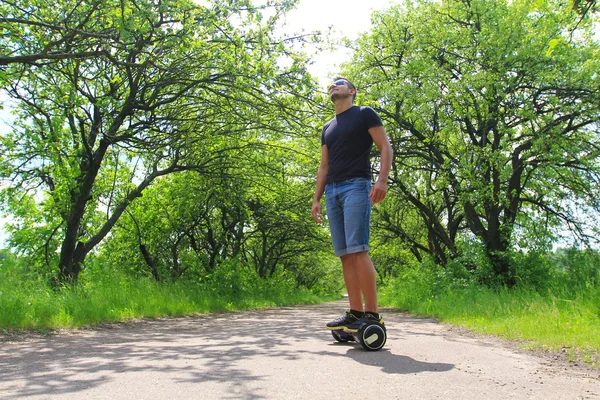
[326,311,360,330]
[343,313,384,333]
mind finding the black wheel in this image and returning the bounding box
[331,330,353,343]
[358,322,386,351]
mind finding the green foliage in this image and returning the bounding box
[0,0,319,283]
[342,0,600,285]
[511,251,555,290]
[570,0,598,17]
[95,153,338,288]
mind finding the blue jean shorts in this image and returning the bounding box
[325,177,372,257]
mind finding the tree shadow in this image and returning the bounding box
[0,302,455,399]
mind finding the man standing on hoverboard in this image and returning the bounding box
[311,77,393,333]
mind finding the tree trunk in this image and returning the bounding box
[140,244,160,281]
[484,208,515,287]
[485,241,515,287]
[58,240,88,283]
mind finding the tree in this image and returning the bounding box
[98,137,332,287]
[343,0,600,285]
[0,0,315,283]
[101,170,250,281]
[571,0,598,19]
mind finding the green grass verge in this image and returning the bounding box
[0,268,338,332]
[379,268,600,367]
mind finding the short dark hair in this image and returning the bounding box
[333,76,357,102]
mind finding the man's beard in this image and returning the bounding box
[330,91,350,102]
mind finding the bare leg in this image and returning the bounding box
[340,254,363,312]
[345,251,378,313]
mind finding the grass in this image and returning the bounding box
[379,265,600,367]
[0,264,338,331]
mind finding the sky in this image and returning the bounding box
[278,0,403,84]
[0,0,402,248]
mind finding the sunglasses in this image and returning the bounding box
[328,79,347,91]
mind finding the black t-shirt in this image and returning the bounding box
[321,106,383,184]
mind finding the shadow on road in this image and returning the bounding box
[0,302,455,398]
[344,347,454,374]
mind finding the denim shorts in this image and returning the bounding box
[325,177,372,257]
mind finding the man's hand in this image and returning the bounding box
[312,200,323,224]
[369,180,387,204]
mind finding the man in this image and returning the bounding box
[311,77,393,333]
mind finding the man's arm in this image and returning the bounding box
[312,145,329,223]
[368,125,393,204]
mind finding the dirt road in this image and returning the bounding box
[1,300,598,399]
